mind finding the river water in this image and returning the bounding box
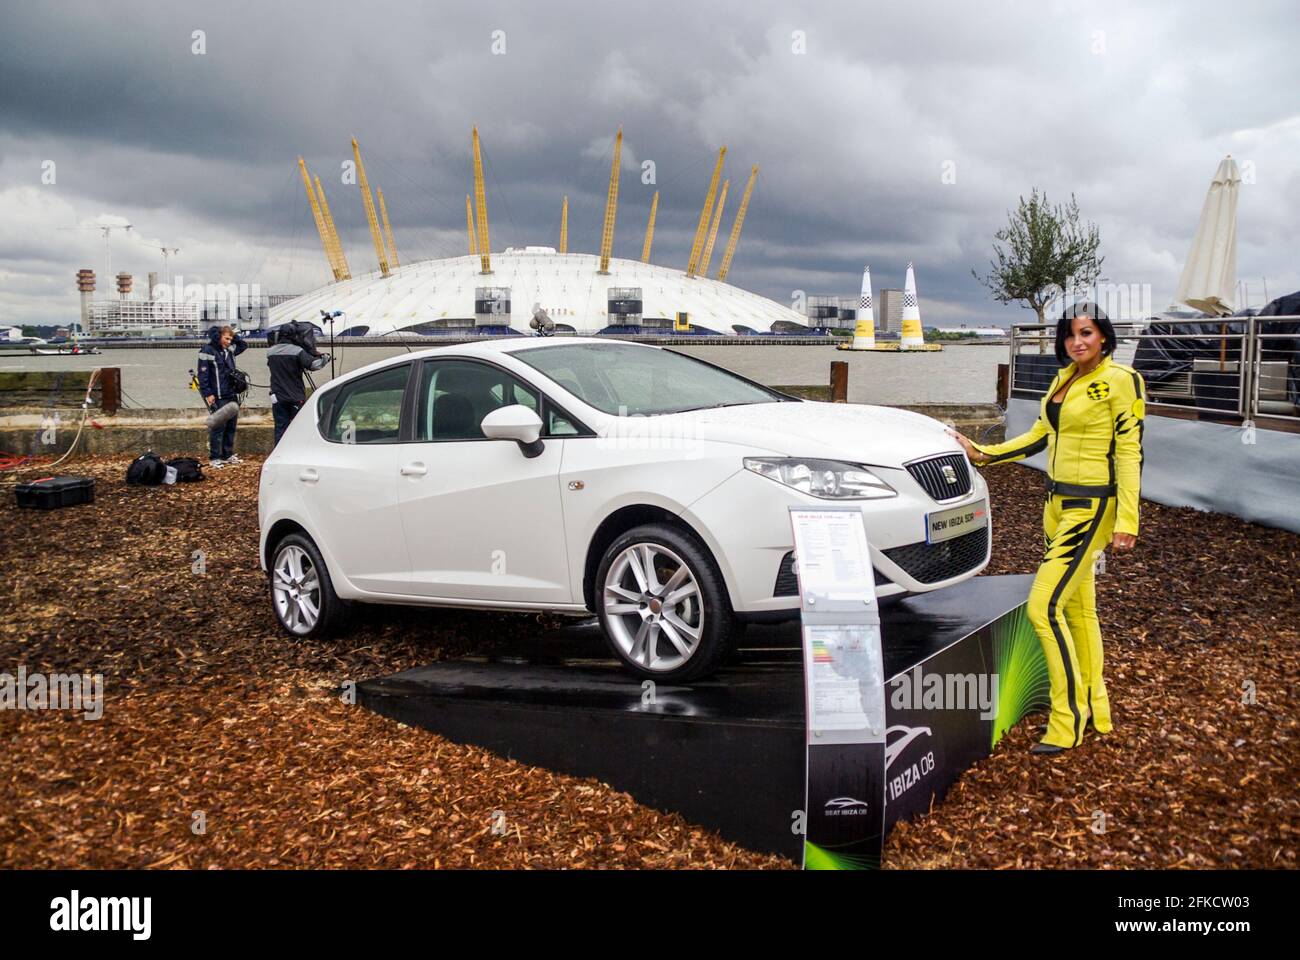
[1,342,1012,410]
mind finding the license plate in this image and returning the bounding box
[925,499,988,544]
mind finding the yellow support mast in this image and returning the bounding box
[471,127,491,274]
[559,196,568,254]
[686,147,726,278]
[298,157,341,281]
[466,195,477,255]
[598,127,622,274]
[717,164,759,282]
[377,187,399,269]
[314,175,351,281]
[698,179,729,277]
[641,191,659,263]
[351,137,390,277]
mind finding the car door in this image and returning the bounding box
[301,362,413,595]
[394,357,574,603]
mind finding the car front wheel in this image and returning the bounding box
[596,523,737,682]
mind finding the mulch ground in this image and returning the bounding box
[0,456,1295,869]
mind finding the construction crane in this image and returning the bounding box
[60,222,133,286]
[559,196,569,254]
[598,127,622,274]
[298,157,342,280]
[698,179,729,277]
[471,127,491,274]
[377,187,400,269]
[717,164,759,282]
[465,195,477,255]
[141,242,181,290]
[641,191,659,263]
[351,137,391,277]
[686,147,726,278]
[314,176,351,280]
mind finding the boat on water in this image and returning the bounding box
[29,344,102,356]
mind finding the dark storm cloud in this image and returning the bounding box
[1,0,1297,326]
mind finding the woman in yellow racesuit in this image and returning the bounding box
[947,304,1147,755]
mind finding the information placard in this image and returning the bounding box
[790,507,887,870]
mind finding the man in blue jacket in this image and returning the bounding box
[197,324,248,467]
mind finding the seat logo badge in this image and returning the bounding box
[1086,380,1110,400]
[568,480,585,491]
[942,464,957,484]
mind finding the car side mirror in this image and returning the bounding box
[481,405,545,458]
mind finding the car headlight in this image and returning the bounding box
[743,457,897,500]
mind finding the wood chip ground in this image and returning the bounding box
[1,457,1294,869]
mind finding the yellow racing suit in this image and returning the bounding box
[971,353,1147,748]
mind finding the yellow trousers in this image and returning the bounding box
[1025,493,1116,748]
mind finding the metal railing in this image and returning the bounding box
[1009,316,1300,425]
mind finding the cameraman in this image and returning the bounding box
[197,324,248,467]
[267,321,330,447]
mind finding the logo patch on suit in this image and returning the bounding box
[1086,380,1110,400]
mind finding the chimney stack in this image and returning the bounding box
[77,268,95,332]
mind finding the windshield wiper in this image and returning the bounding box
[674,401,762,413]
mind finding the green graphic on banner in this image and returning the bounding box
[989,604,1051,748]
[804,840,876,871]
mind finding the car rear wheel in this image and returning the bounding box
[270,532,349,639]
[596,523,737,682]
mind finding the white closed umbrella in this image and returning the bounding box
[1174,155,1240,317]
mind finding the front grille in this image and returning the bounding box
[773,551,893,597]
[882,526,988,585]
[906,453,972,501]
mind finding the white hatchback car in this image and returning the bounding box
[258,338,991,680]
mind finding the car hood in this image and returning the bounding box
[645,401,962,467]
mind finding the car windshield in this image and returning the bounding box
[514,342,788,416]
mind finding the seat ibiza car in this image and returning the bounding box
[259,338,991,680]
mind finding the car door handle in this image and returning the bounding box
[299,468,319,483]
[400,462,428,477]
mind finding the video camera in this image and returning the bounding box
[268,320,323,356]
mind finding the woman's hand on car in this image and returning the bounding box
[945,427,986,465]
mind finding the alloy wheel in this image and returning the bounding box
[602,542,704,672]
[273,543,321,635]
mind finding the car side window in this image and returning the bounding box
[324,364,410,443]
[545,403,581,436]
[416,359,542,442]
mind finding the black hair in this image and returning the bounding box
[1055,301,1117,366]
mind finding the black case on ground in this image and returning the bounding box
[14,476,95,510]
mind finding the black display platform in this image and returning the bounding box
[356,573,1043,861]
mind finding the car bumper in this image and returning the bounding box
[681,462,992,613]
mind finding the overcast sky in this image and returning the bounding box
[1,0,1297,328]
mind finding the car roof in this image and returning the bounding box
[320,337,659,391]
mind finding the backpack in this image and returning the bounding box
[227,367,251,397]
[125,451,166,486]
[166,457,204,482]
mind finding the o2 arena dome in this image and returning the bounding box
[269,248,808,337]
[269,130,810,337]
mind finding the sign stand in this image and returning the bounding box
[790,507,886,870]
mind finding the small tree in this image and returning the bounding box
[973,189,1103,341]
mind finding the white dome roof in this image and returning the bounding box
[268,249,807,335]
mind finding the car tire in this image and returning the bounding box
[595,523,737,682]
[269,532,350,640]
